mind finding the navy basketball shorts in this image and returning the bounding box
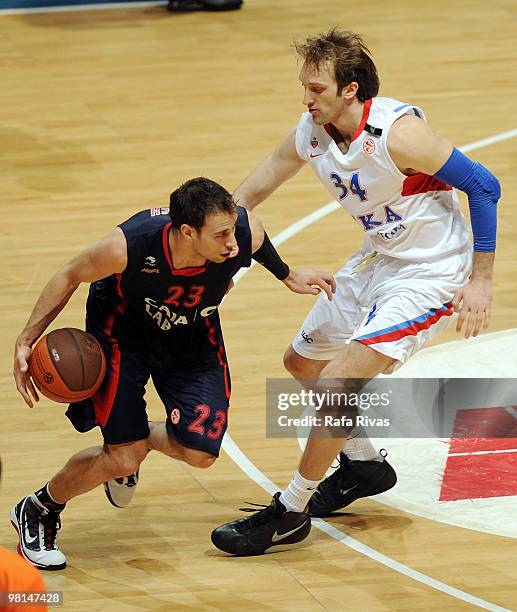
[66,342,231,458]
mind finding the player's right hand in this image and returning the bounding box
[14,343,39,408]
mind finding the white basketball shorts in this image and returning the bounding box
[292,245,472,366]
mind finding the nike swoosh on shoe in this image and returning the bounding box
[271,519,310,543]
[339,485,358,496]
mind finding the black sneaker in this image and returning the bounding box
[309,450,397,517]
[211,493,311,555]
[104,470,139,508]
[10,495,66,571]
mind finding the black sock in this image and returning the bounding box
[34,484,66,513]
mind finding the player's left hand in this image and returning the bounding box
[451,277,492,339]
[14,342,40,408]
[282,269,336,300]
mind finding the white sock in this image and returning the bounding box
[343,427,382,461]
[279,471,322,513]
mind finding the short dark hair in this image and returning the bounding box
[169,177,236,230]
[295,28,379,101]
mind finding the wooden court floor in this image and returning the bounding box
[1,0,516,609]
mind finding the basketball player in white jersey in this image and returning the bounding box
[211,28,501,555]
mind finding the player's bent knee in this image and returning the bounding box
[283,345,305,377]
[284,345,327,380]
[105,440,148,478]
[283,346,296,373]
[181,448,216,469]
[105,456,141,479]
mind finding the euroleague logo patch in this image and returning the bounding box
[363,138,376,154]
[171,408,181,425]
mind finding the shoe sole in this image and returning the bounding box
[310,464,397,517]
[10,506,66,571]
[215,540,311,556]
[201,5,242,10]
[167,6,202,11]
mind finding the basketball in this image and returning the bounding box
[29,328,106,403]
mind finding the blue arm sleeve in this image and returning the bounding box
[434,148,501,252]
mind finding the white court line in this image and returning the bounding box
[0,0,258,16]
[460,129,517,153]
[223,126,517,611]
[449,449,517,457]
[0,1,165,15]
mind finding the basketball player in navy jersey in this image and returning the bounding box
[11,177,335,570]
[211,29,501,555]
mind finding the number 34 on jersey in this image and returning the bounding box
[330,171,403,232]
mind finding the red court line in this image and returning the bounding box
[448,407,517,453]
[440,451,517,501]
[440,407,517,501]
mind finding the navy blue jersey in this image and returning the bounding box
[85,206,252,371]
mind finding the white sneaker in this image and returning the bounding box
[10,494,66,570]
[103,470,139,508]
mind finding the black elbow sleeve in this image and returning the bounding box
[252,232,290,280]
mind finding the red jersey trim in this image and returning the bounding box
[162,222,207,276]
[204,318,231,401]
[92,273,127,428]
[171,267,207,276]
[323,98,372,144]
[402,173,452,197]
[357,303,453,346]
[162,222,174,271]
[92,332,121,428]
[351,98,372,142]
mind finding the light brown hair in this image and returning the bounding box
[295,28,380,101]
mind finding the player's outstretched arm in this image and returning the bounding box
[388,115,500,339]
[14,228,127,408]
[234,127,306,211]
[248,211,336,300]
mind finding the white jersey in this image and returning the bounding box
[295,97,470,260]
